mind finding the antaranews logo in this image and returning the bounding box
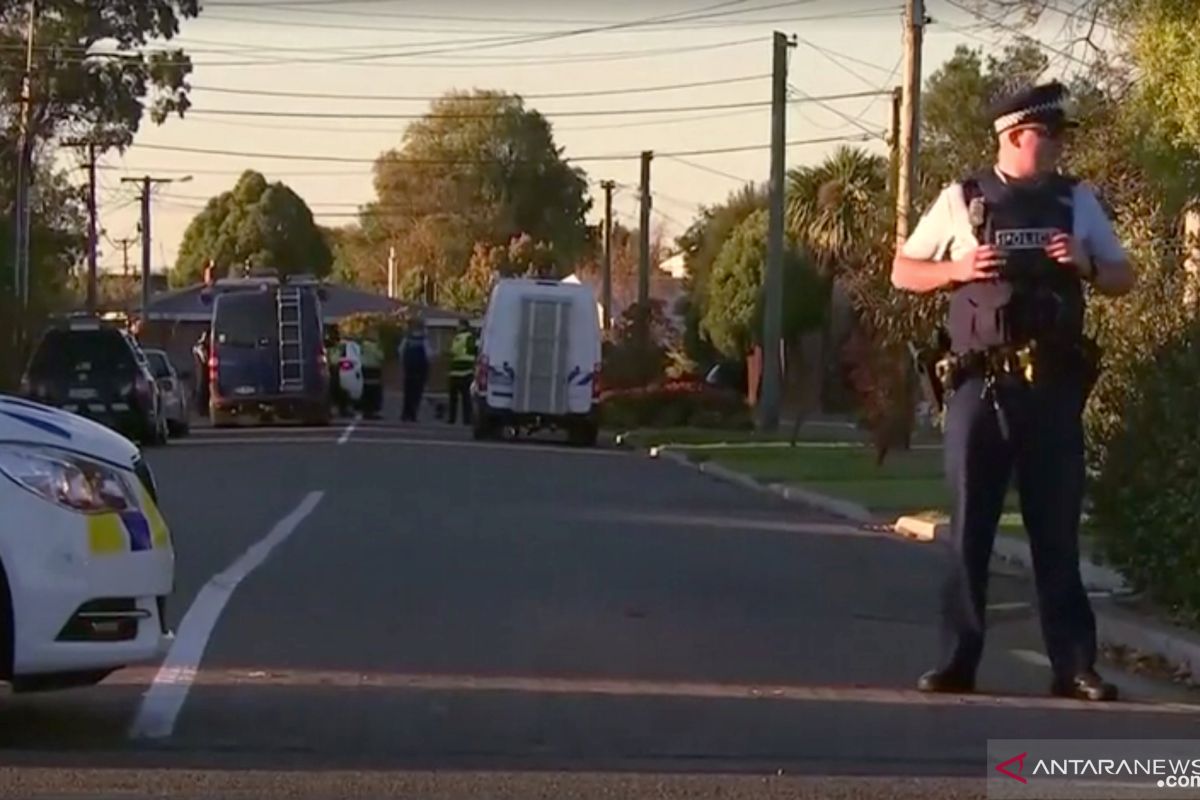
[996,752,1028,784]
[989,740,1200,799]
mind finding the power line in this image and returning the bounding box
[788,85,888,139]
[126,133,873,165]
[188,73,770,102]
[198,0,767,61]
[662,155,756,183]
[193,4,901,33]
[196,0,829,36]
[175,104,772,136]
[41,35,764,69]
[185,98,774,120]
[180,89,889,121]
[940,0,1093,66]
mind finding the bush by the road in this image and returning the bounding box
[336,311,415,363]
[1091,322,1200,622]
[599,380,751,431]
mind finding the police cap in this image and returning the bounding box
[989,80,1077,135]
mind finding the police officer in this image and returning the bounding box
[447,319,476,426]
[892,82,1135,701]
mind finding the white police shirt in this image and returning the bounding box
[901,172,1129,265]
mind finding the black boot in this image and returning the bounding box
[917,666,976,694]
[1051,670,1118,702]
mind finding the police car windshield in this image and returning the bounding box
[214,294,278,348]
[28,329,135,377]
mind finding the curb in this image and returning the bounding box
[991,533,1128,594]
[650,446,873,524]
[1095,603,1200,681]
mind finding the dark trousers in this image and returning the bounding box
[940,373,1095,679]
[448,374,472,425]
[402,367,427,421]
[361,368,383,417]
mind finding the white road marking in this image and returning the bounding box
[987,601,1032,612]
[337,414,361,445]
[129,491,325,740]
[1010,648,1052,668]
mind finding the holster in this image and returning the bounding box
[909,329,952,415]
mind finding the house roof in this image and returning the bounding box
[143,281,470,325]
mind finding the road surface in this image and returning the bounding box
[3,417,1198,799]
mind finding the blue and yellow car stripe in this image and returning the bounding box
[86,485,172,555]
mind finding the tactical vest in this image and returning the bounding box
[947,170,1085,355]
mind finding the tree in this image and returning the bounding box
[0,1,198,147]
[918,40,1049,196]
[786,146,890,271]
[702,209,828,360]
[173,171,333,285]
[367,90,591,283]
[675,183,767,362]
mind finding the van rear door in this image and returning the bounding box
[513,295,572,416]
[212,292,280,399]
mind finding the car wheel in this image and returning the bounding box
[0,559,13,681]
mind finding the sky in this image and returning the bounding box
[80,0,1091,277]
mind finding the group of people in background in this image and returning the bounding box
[400,318,476,425]
[187,318,478,425]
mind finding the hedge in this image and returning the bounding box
[599,380,752,431]
[1091,322,1200,622]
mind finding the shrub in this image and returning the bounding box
[337,310,415,363]
[1091,322,1200,622]
[599,380,752,431]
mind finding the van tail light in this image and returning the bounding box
[208,353,219,384]
[339,359,353,371]
[476,356,489,392]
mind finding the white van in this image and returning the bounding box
[472,278,602,446]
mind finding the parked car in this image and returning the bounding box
[331,339,364,417]
[143,349,191,438]
[0,394,175,692]
[472,278,602,446]
[19,317,168,446]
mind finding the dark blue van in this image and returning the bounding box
[204,276,330,427]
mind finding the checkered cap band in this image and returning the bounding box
[993,99,1065,133]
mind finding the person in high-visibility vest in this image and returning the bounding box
[359,337,384,419]
[447,320,476,426]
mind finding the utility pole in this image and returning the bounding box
[600,179,615,330]
[114,237,137,277]
[637,152,653,331]
[889,86,903,196]
[758,31,794,433]
[896,0,926,243]
[387,244,397,299]
[12,0,37,307]
[64,139,104,313]
[122,174,191,326]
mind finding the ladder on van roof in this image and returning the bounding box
[277,286,305,392]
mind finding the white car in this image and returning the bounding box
[334,340,364,414]
[0,395,174,692]
[143,349,191,438]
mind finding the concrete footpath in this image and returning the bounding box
[642,442,1200,688]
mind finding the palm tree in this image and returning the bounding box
[785,146,890,271]
[782,146,891,442]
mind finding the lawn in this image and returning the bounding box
[675,441,1022,519]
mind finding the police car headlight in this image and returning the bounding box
[0,445,139,514]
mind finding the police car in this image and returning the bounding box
[0,395,174,692]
